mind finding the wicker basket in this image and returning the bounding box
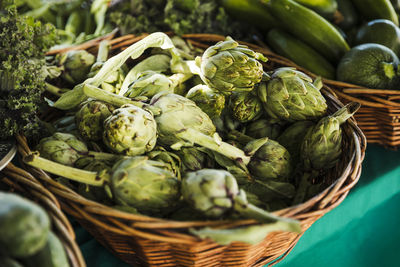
[20,33,367,267]
[0,161,86,267]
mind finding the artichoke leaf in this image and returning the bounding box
[189,221,301,245]
[54,32,179,110]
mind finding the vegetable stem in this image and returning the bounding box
[177,128,251,165]
[23,153,108,186]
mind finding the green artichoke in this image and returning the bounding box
[124,70,174,99]
[181,169,301,231]
[199,36,267,94]
[175,147,214,173]
[229,130,292,182]
[87,40,126,94]
[185,84,225,118]
[245,118,284,140]
[111,156,180,214]
[150,92,250,164]
[103,104,157,156]
[147,147,182,180]
[228,91,263,123]
[301,102,360,171]
[259,67,327,122]
[59,50,95,84]
[293,102,360,204]
[24,154,180,215]
[75,99,115,141]
[37,132,88,166]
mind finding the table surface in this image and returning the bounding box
[74,144,400,267]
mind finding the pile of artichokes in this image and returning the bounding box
[25,32,360,245]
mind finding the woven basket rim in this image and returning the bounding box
[19,33,367,244]
[1,162,86,267]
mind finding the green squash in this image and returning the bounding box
[0,192,50,258]
[23,231,69,267]
[337,43,400,89]
[355,19,400,55]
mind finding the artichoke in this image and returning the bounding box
[181,169,301,231]
[147,147,182,180]
[75,99,115,141]
[185,84,225,118]
[229,130,292,182]
[228,91,263,123]
[111,156,180,214]
[245,118,283,140]
[124,70,174,99]
[87,40,126,94]
[103,104,157,156]
[277,120,315,165]
[293,102,361,204]
[150,92,251,164]
[37,132,88,166]
[199,36,267,94]
[24,154,180,215]
[258,67,327,122]
[59,50,96,84]
[175,147,214,173]
[301,102,360,171]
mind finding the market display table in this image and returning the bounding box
[74,144,400,267]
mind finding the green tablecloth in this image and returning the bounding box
[75,144,400,267]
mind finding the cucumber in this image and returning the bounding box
[0,192,50,258]
[23,231,69,267]
[350,0,398,26]
[220,0,279,30]
[294,0,337,14]
[267,0,350,63]
[267,29,335,79]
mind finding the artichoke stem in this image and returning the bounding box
[332,102,361,125]
[82,84,160,115]
[171,59,201,75]
[97,40,110,63]
[23,153,108,187]
[177,128,251,165]
[45,83,69,97]
[87,151,125,161]
[234,197,301,233]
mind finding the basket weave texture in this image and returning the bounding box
[0,159,86,267]
[21,33,367,267]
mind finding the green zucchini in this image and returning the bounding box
[267,29,335,79]
[23,231,69,267]
[337,43,400,89]
[294,0,337,14]
[220,0,279,30]
[266,0,350,63]
[350,0,398,26]
[355,19,400,55]
[0,192,50,258]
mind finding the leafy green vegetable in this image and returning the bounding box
[0,1,57,140]
[108,0,253,39]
